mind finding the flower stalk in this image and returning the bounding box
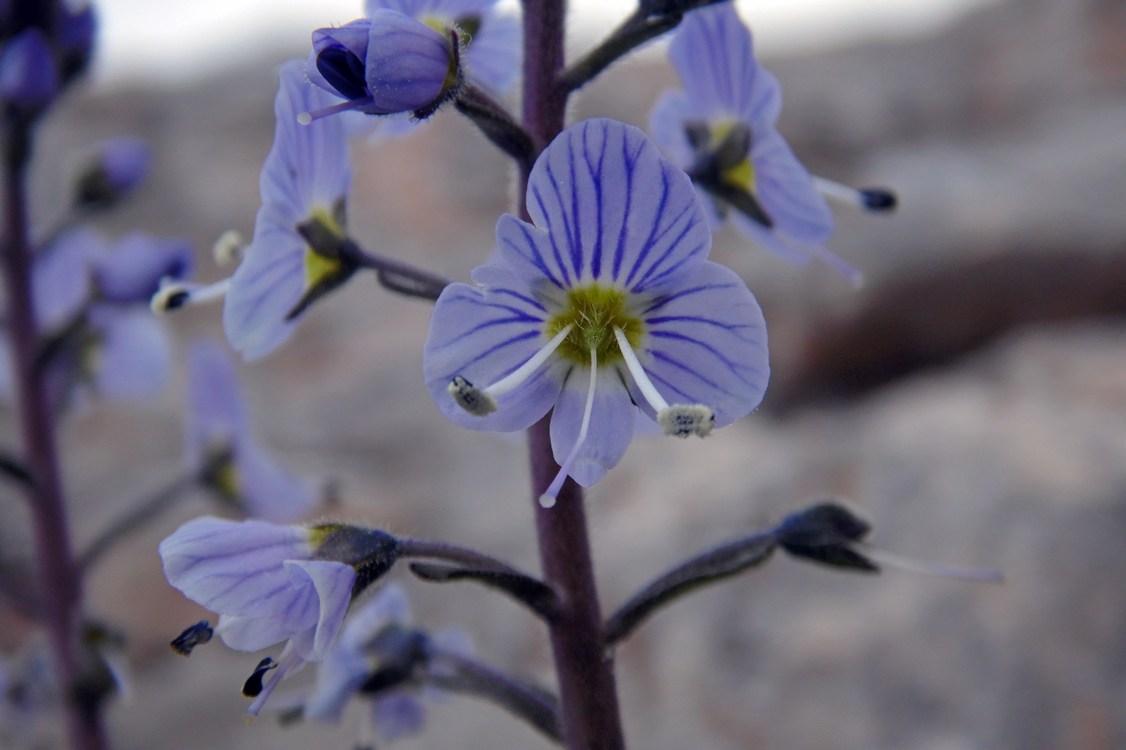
[2,118,109,750]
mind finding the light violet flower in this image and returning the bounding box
[423,118,769,506]
[185,339,315,522]
[159,516,398,715]
[650,4,880,282]
[154,61,353,360]
[304,8,461,122]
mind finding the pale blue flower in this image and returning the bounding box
[159,516,398,715]
[305,9,460,122]
[423,118,769,506]
[219,60,353,360]
[185,339,315,522]
[649,4,858,281]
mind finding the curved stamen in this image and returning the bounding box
[613,327,714,438]
[856,543,1005,584]
[449,324,573,416]
[297,97,375,125]
[150,277,231,314]
[812,176,898,213]
[539,347,598,509]
[246,642,303,717]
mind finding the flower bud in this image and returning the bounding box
[75,137,151,209]
[0,28,58,117]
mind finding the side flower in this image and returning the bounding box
[185,339,316,522]
[423,118,769,506]
[158,516,399,714]
[649,4,889,282]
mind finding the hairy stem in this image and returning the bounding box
[3,121,109,749]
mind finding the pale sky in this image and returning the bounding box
[92,0,994,87]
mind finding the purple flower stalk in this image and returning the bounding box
[305,8,462,122]
[185,339,315,522]
[159,516,398,715]
[424,118,769,507]
[649,4,860,282]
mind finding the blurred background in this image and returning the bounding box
[3,0,1126,747]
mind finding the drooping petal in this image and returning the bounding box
[159,517,315,619]
[423,282,564,432]
[637,261,769,426]
[549,367,636,487]
[671,4,781,126]
[283,560,355,660]
[365,9,454,114]
[235,442,317,523]
[371,692,427,744]
[88,306,171,400]
[521,118,711,292]
[215,613,299,653]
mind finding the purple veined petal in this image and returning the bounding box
[185,339,250,467]
[750,127,834,244]
[261,61,351,219]
[158,516,316,618]
[371,692,427,744]
[283,560,355,660]
[365,9,453,114]
[214,613,298,653]
[524,118,711,293]
[549,367,637,487]
[670,4,781,127]
[423,282,565,432]
[339,583,411,651]
[92,232,192,304]
[235,441,317,523]
[222,218,305,361]
[34,227,99,331]
[87,306,171,400]
[637,261,769,426]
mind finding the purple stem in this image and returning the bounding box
[521,3,627,748]
[3,123,109,750]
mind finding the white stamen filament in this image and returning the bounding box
[539,347,598,509]
[812,175,865,208]
[150,277,231,315]
[614,326,715,438]
[856,543,1005,584]
[449,324,574,417]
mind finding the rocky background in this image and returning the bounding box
[3,0,1125,748]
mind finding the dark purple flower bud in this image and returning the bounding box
[0,28,58,116]
[305,9,460,122]
[75,137,151,208]
[92,233,192,304]
[56,2,95,82]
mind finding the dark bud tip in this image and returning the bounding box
[242,657,279,698]
[170,620,214,656]
[860,187,898,212]
[775,502,879,573]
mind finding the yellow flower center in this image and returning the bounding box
[545,284,644,366]
[303,206,346,291]
[710,119,756,194]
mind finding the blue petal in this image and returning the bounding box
[304,646,369,721]
[93,137,151,194]
[284,560,355,660]
[648,90,696,172]
[159,517,315,620]
[462,8,520,95]
[372,693,427,743]
[549,366,636,487]
[185,339,249,462]
[670,4,781,126]
[88,306,171,400]
[339,584,411,651]
[524,118,711,292]
[366,10,452,113]
[236,442,317,523]
[34,227,98,331]
[638,261,769,426]
[215,612,298,653]
[93,232,192,304]
[0,29,58,112]
[423,282,564,432]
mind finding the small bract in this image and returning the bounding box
[424,118,769,506]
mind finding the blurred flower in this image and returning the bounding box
[75,137,151,209]
[92,232,192,304]
[424,118,769,506]
[649,4,860,281]
[0,28,58,116]
[305,9,461,122]
[185,339,316,522]
[159,516,399,714]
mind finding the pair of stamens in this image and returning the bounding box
[448,323,716,508]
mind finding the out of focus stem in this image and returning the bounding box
[521,2,627,749]
[2,120,109,750]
